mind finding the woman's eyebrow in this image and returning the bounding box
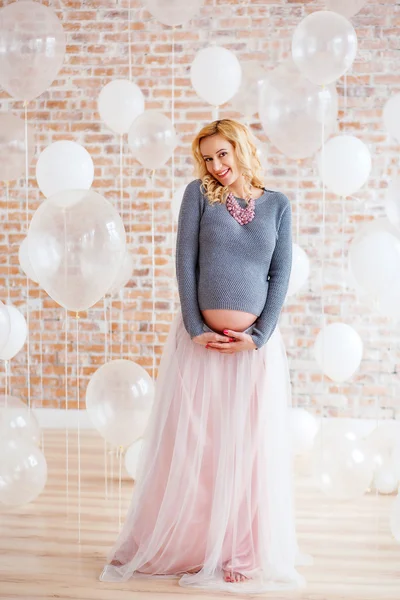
[202,148,227,158]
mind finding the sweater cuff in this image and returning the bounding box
[251,329,272,350]
[189,321,205,340]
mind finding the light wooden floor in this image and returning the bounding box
[0,430,399,600]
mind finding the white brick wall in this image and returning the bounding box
[0,0,399,417]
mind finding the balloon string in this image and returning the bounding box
[76,311,81,544]
[24,101,31,413]
[119,134,124,358]
[374,390,380,554]
[39,289,44,454]
[24,102,29,229]
[120,288,124,358]
[104,440,108,499]
[5,361,8,401]
[110,446,114,497]
[118,446,123,530]
[5,183,10,306]
[65,309,69,516]
[109,295,113,362]
[171,27,176,321]
[296,161,300,244]
[129,167,134,359]
[119,135,124,215]
[128,0,132,81]
[151,169,156,380]
[320,86,326,406]
[103,294,109,500]
[104,296,109,362]
[341,195,346,295]
[171,28,175,125]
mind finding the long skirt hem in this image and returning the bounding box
[99,312,310,594]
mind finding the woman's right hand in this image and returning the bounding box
[192,331,232,348]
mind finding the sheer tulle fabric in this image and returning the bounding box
[100,313,307,593]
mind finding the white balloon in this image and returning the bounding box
[18,237,38,284]
[348,219,400,316]
[349,230,400,297]
[230,61,268,119]
[191,46,242,107]
[0,395,40,446]
[107,251,134,297]
[318,135,371,197]
[0,306,27,361]
[124,439,144,480]
[36,141,94,198]
[386,177,400,227]
[287,243,310,296]
[0,436,47,505]
[313,424,373,499]
[251,134,269,167]
[98,80,145,135]
[0,300,11,355]
[171,184,187,222]
[288,408,320,455]
[367,423,400,494]
[86,359,154,448]
[383,93,400,144]
[259,59,338,160]
[0,1,65,101]
[314,322,363,382]
[292,11,357,86]
[144,0,202,26]
[28,190,126,312]
[392,439,400,481]
[368,421,400,455]
[325,0,366,19]
[374,466,398,495]
[128,111,177,170]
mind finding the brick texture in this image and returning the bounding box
[0,0,399,418]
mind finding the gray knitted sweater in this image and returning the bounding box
[176,179,292,348]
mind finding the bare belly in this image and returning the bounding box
[201,309,257,334]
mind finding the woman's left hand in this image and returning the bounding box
[205,329,257,354]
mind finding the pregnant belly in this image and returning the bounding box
[201,309,257,334]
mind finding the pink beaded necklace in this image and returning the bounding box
[226,192,255,225]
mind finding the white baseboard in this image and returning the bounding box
[33,408,93,429]
[33,408,400,437]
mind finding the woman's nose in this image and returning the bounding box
[214,158,222,171]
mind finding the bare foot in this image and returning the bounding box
[110,559,124,567]
[224,569,248,583]
[185,567,202,574]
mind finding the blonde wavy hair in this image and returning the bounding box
[191,119,264,205]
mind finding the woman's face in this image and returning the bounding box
[199,134,240,187]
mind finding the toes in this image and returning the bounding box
[224,570,247,583]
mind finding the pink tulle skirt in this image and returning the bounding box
[100,312,308,593]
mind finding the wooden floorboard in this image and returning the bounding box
[0,430,399,600]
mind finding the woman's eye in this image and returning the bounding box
[204,157,212,162]
[219,152,227,157]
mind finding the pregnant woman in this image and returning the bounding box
[100,119,306,593]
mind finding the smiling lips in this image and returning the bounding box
[216,168,230,179]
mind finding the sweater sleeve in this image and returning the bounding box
[175,181,205,339]
[251,199,292,349]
